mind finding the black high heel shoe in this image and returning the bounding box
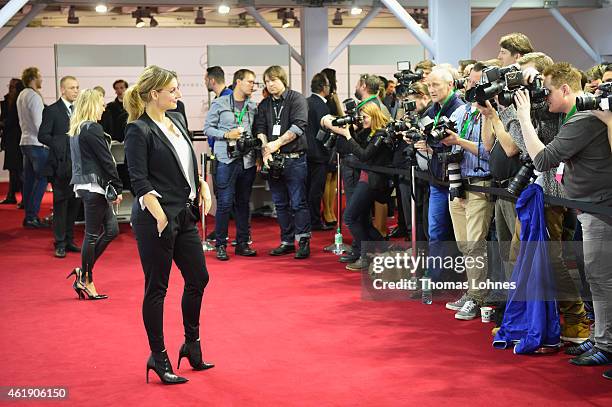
[66,268,84,299]
[77,282,108,300]
[177,339,215,371]
[146,351,188,385]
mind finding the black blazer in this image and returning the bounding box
[69,121,122,194]
[124,111,200,224]
[167,99,189,133]
[306,94,331,164]
[38,99,71,180]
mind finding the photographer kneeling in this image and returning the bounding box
[321,103,393,271]
[515,62,612,368]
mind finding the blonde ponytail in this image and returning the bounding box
[68,89,104,137]
[123,84,145,123]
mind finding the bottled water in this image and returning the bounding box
[421,275,432,305]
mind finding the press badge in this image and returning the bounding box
[272,124,282,136]
[555,162,565,184]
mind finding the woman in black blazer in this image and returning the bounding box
[68,89,123,299]
[123,66,213,385]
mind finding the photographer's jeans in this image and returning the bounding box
[268,155,311,244]
[21,145,49,221]
[576,212,612,353]
[343,181,384,257]
[428,184,454,281]
[214,159,256,247]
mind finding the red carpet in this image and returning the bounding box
[0,185,610,406]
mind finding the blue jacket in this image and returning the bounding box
[493,184,560,353]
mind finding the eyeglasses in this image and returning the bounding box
[156,87,180,96]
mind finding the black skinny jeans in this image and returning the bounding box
[79,191,119,282]
[343,181,385,257]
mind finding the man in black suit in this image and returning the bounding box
[101,79,128,142]
[38,76,81,258]
[306,73,333,231]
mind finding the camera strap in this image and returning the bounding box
[272,100,284,125]
[459,110,480,140]
[433,93,454,127]
[231,95,250,127]
[562,104,577,125]
[357,95,377,110]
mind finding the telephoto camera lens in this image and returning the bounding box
[448,162,465,201]
[507,160,536,196]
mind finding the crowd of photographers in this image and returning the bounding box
[2,30,612,378]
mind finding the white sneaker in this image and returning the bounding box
[455,299,479,320]
[445,293,468,311]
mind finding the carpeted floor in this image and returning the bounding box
[0,186,609,406]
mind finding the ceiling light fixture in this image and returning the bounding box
[350,6,363,16]
[135,16,145,28]
[67,6,79,24]
[285,8,295,20]
[281,16,291,28]
[149,16,158,27]
[95,4,108,13]
[293,18,300,28]
[195,7,206,24]
[218,3,230,15]
[332,8,343,26]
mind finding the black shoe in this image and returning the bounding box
[23,218,45,229]
[147,351,188,384]
[66,243,81,253]
[55,247,66,258]
[295,238,310,259]
[206,231,216,241]
[177,339,215,371]
[604,370,612,380]
[269,243,295,256]
[216,245,229,261]
[569,347,612,366]
[565,339,594,356]
[235,243,257,256]
[311,224,334,231]
[339,253,359,263]
[346,257,369,271]
[388,226,409,239]
[0,197,17,205]
[17,201,24,209]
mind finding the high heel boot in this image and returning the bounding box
[177,339,215,371]
[146,350,188,385]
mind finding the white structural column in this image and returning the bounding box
[548,8,602,63]
[0,3,46,51]
[300,7,329,94]
[429,0,471,64]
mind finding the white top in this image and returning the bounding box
[16,88,45,147]
[139,118,196,209]
[314,93,327,103]
[74,183,105,197]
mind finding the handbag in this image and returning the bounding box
[105,182,118,202]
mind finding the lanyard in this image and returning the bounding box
[272,98,284,124]
[460,110,479,139]
[231,95,249,125]
[562,104,577,125]
[357,95,377,109]
[433,93,453,127]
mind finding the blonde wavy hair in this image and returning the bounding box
[123,65,177,123]
[68,89,104,137]
[360,102,389,136]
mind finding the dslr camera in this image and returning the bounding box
[507,153,536,197]
[260,154,285,181]
[576,82,612,111]
[394,61,424,96]
[320,98,362,151]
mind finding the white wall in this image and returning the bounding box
[1,7,610,181]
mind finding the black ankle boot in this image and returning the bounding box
[295,237,310,259]
[146,350,188,384]
[177,339,215,371]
